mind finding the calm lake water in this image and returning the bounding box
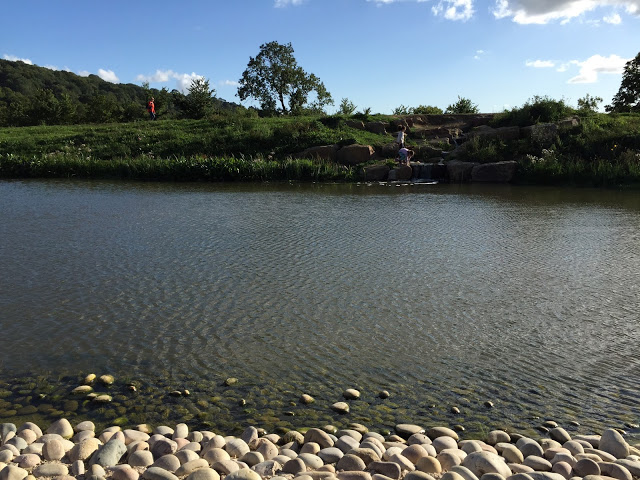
[1,179,639,436]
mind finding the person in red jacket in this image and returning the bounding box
[147,97,156,120]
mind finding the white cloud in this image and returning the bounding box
[136,69,205,93]
[526,59,556,68]
[493,0,640,24]
[432,0,474,20]
[474,49,485,60]
[567,53,629,83]
[78,70,90,77]
[366,0,475,18]
[222,80,240,87]
[175,73,204,92]
[3,54,33,64]
[274,0,304,7]
[45,65,59,71]
[97,69,119,83]
[604,12,622,22]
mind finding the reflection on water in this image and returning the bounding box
[1,179,639,435]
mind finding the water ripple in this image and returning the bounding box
[1,181,640,426]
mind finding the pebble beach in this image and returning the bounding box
[1,414,640,480]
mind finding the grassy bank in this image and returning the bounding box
[1,109,639,186]
[462,112,640,188]
[0,153,357,182]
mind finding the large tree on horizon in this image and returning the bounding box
[237,41,333,115]
[606,51,640,113]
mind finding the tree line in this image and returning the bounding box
[0,60,238,127]
[1,44,638,128]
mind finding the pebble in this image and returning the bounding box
[331,402,350,414]
[143,467,179,480]
[0,416,636,480]
[0,465,28,480]
[47,419,74,439]
[343,389,360,400]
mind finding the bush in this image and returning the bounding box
[492,96,575,127]
[445,96,479,114]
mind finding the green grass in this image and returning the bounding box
[0,153,359,182]
[1,111,639,186]
[0,115,386,161]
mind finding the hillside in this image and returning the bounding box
[0,59,239,126]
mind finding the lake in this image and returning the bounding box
[1,179,639,436]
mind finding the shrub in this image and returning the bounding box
[445,96,479,114]
[492,96,575,127]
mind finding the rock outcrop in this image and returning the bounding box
[336,145,374,166]
[471,161,518,183]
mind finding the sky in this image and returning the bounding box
[2,0,639,114]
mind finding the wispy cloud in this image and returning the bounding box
[274,0,304,7]
[603,12,622,22]
[3,54,33,64]
[525,59,555,68]
[367,0,475,19]
[474,49,485,60]
[136,69,204,93]
[493,0,639,24]
[432,0,474,20]
[222,80,240,87]
[567,54,629,84]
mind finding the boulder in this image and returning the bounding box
[363,165,389,182]
[495,126,521,141]
[556,116,580,130]
[522,123,558,147]
[393,165,412,181]
[468,125,497,139]
[346,120,365,130]
[446,160,478,183]
[471,161,517,183]
[300,145,339,162]
[365,122,388,135]
[416,145,443,158]
[337,145,374,166]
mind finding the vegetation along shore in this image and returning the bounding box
[0,104,639,188]
[1,50,639,188]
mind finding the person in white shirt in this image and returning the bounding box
[396,125,406,148]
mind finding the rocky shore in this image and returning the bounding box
[1,416,639,480]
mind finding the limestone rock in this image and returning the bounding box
[446,160,478,183]
[471,161,517,183]
[337,145,374,166]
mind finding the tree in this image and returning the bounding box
[339,98,356,115]
[393,104,443,115]
[445,96,479,114]
[413,105,443,115]
[185,77,215,119]
[237,41,333,115]
[577,94,602,114]
[606,52,640,113]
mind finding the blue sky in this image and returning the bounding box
[2,0,639,113]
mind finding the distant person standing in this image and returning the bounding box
[396,125,406,149]
[147,97,156,120]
